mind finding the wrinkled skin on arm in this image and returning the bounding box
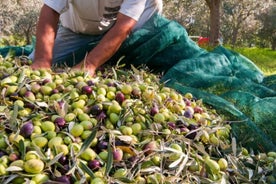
[73,13,137,76]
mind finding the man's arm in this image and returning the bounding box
[74,13,137,75]
[31,4,60,69]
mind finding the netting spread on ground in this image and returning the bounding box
[117,14,276,152]
[1,14,275,152]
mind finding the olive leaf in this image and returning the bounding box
[9,104,19,132]
[168,154,185,169]
[76,164,87,184]
[35,101,48,108]
[46,152,64,167]
[140,166,161,174]
[105,142,113,176]
[2,174,20,184]
[5,166,23,172]
[32,144,47,160]
[18,139,26,160]
[79,161,96,179]
[232,137,237,157]
[16,72,28,91]
[112,67,118,81]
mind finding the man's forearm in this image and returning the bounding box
[85,13,137,70]
[34,5,60,67]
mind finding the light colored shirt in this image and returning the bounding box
[44,0,162,35]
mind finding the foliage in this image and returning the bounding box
[162,0,209,37]
[163,0,275,48]
[0,35,26,47]
[221,0,272,47]
[256,6,276,50]
[0,0,41,45]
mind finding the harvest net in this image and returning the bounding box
[115,14,276,152]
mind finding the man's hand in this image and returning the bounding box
[72,59,97,76]
[74,13,137,76]
[31,60,52,70]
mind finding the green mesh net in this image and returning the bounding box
[1,14,275,152]
[117,14,276,152]
[0,45,33,58]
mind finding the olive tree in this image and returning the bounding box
[221,0,274,47]
[0,0,42,45]
[163,0,223,45]
[162,0,209,37]
[257,6,276,50]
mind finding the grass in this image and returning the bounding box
[227,47,276,76]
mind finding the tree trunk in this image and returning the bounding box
[205,0,221,46]
[231,26,239,46]
[25,26,32,45]
[272,38,276,51]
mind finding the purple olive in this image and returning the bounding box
[82,85,93,95]
[185,131,197,140]
[96,111,106,122]
[115,92,125,104]
[150,106,159,116]
[184,98,191,106]
[87,80,95,86]
[115,140,128,146]
[58,164,70,175]
[175,120,188,128]
[88,159,101,171]
[167,122,176,129]
[54,117,66,127]
[42,78,51,85]
[90,104,102,115]
[106,81,115,87]
[24,102,35,110]
[20,121,34,138]
[180,127,190,133]
[184,110,193,118]
[185,124,198,139]
[51,89,59,94]
[97,141,108,151]
[58,100,65,106]
[54,176,71,184]
[188,124,197,130]
[58,155,68,165]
